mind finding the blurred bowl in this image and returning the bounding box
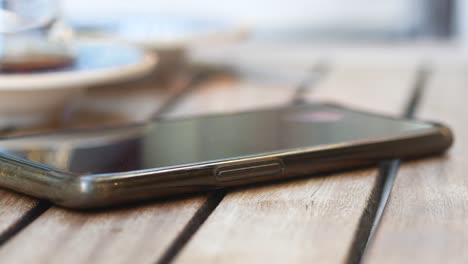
[0,41,157,129]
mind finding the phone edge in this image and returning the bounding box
[0,122,451,209]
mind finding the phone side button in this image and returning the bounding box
[215,161,284,182]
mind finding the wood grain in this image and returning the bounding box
[174,63,419,264]
[0,191,37,239]
[364,64,468,263]
[0,74,300,263]
[1,197,208,264]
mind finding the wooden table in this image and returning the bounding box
[0,41,467,263]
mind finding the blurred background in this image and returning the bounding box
[63,0,460,41]
[1,0,466,132]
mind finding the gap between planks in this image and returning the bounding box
[349,65,431,264]
[363,63,468,263]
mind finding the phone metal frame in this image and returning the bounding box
[0,104,453,209]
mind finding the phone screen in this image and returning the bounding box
[0,104,434,174]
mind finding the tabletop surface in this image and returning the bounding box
[0,40,466,264]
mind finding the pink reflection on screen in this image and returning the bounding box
[284,110,344,123]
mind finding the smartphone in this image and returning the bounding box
[0,103,453,209]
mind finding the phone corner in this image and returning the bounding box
[432,122,455,152]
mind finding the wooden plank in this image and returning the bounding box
[0,191,37,240]
[174,63,419,263]
[364,64,468,263]
[2,197,208,264]
[0,74,300,263]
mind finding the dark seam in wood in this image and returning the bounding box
[345,64,431,264]
[0,201,51,247]
[292,60,330,105]
[156,191,226,264]
[366,160,401,244]
[345,161,396,264]
[150,68,216,120]
[404,65,430,119]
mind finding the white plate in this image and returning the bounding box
[0,41,157,128]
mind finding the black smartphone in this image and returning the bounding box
[0,103,453,209]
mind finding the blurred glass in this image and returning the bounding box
[0,0,74,72]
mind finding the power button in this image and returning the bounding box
[215,159,284,182]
